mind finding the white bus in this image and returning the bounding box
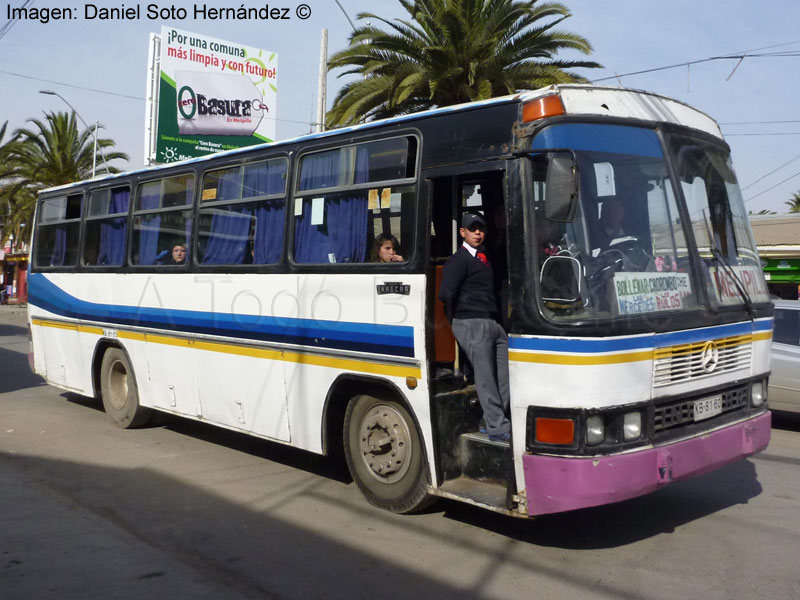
[28,84,772,517]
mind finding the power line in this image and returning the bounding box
[745,170,800,203]
[721,120,800,125]
[0,69,141,101]
[742,153,800,191]
[0,69,318,127]
[0,0,35,42]
[591,39,800,83]
[725,132,800,137]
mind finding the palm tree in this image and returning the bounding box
[787,192,800,214]
[0,111,128,246]
[0,120,21,247]
[326,0,601,126]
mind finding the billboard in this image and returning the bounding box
[147,26,277,164]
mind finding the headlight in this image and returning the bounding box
[623,411,642,441]
[751,381,766,407]
[586,415,604,445]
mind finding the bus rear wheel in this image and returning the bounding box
[344,394,433,513]
[100,347,152,429]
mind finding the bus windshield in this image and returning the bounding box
[529,123,768,323]
[664,132,769,309]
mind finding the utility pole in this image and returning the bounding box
[316,28,328,133]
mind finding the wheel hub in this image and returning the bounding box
[359,404,412,484]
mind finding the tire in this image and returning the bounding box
[343,394,433,513]
[99,347,152,429]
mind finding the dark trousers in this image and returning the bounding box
[451,318,511,436]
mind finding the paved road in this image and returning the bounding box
[2,305,799,599]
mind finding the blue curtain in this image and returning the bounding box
[293,148,369,263]
[243,160,285,198]
[96,188,129,265]
[97,218,127,265]
[185,215,192,250]
[136,186,161,264]
[138,184,161,210]
[50,226,66,266]
[248,161,286,264]
[202,206,252,265]
[254,201,285,263]
[137,214,162,265]
[216,169,241,201]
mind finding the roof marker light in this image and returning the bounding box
[522,95,566,123]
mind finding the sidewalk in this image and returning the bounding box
[0,303,28,319]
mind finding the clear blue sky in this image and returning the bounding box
[1,0,798,212]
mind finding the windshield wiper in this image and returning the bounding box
[709,247,755,319]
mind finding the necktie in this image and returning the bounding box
[476,252,489,266]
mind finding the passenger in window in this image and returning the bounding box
[158,243,187,265]
[171,244,187,264]
[371,233,405,263]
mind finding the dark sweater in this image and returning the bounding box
[438,245,498,321]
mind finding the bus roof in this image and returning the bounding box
[41,84,722,195]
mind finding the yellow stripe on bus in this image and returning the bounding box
[509,350,654,365]
[511,328,774,366]
[31,318,78,332]
[32,318,421,379]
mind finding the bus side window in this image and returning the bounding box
[83,186,130,267]
[197,158,287,266]
[131,174,195,266]
[34,193,83,268]
[293,137,417,265]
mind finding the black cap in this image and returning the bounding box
[461,213,486,230]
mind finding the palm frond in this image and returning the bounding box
[326,0,601,126]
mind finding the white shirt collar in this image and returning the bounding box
[462,242,478,257]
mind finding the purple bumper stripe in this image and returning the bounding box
[523,411,771,516]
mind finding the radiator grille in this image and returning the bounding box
[653,334,751,387]
[653,384,749,432]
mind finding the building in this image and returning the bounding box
[0,237,28,304]
[749,214,800,300]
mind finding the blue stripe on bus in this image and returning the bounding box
[28,274,415,357]
[752,318,773,332]
[531,123,664,158]
[508,335,653,353]
[509,320,771,353]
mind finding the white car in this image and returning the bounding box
[770,300,800,413]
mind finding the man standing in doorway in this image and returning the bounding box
[438,213,511,442]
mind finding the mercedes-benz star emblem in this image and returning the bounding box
[700,341,720,373]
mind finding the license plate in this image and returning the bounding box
[693,395,723,422]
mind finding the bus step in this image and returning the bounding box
[458,431,511,486]
[433,477,520,516]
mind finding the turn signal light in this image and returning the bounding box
[535,417,575,445]
[522,95,566,123]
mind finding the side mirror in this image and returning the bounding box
[545,156,579,222]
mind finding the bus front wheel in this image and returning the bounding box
[100,347,152,429]
[344,394,433,513]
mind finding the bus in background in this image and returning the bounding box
[28,84,772,517]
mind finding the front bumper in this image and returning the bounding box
[522,410,771,516]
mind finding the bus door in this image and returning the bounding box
[427,169,508,381]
